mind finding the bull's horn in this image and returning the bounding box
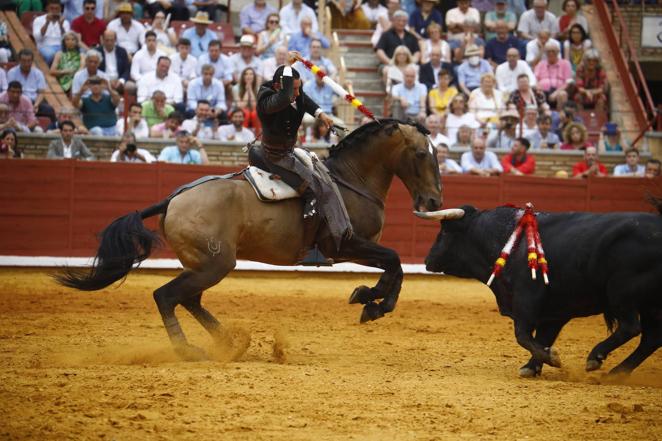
[413,208,465,221]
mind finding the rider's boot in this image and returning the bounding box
[296,194,334,266]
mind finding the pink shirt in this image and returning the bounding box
[0,92,37,127]
[534,59,572,92]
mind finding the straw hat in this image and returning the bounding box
[116,2,133,13]
[464,44,481,57]
[500,109,520,120]
[191,11,213,25]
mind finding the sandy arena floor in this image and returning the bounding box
[0,268,660,440]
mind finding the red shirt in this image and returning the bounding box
[572,160,607,177]
[501,153,536,175]
[71,16,107,48]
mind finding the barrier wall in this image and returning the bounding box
[2,160,661,263]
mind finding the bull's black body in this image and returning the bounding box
[425,204,662,376]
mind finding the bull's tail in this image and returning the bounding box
[54,199,170,291]
[647,195,662,215]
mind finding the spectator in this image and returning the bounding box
[150,110,184,138]
[73,76,119,136]
[457,45,492,96]
[329,0,371,30]
[50,32,84,94]
[487,108,519,149]
[390,65,427,123]
[446,94,480,143]
[8,50,49,118]
[241,0,278,36]
[298,39,338,83]
[553,101,583,139]
[507,73,545,109]
[96,30,131,92]
[0,103,30,133]
[598,122,627,153]
[158,130,209,164]
[528,114,560,149]
[384,45,418,92]
[230,35,263,84]
[362,0,388,27]
[574,49,608,111]
[613,148,645,177]
[170,39,198,91]
[426,114,451,147]
[376,11,421,66]
[419,23,452,65]
[143,90,175,128]
[72,49,109,97]
[461,137,503,175]
[131,31,165,81]
[217,108,255,142]
[0,68,5,95]
[190,0,223,23]
[18,0,44,17]
[517,106,539,138]
[47,120,94,160]
[106,2,146,55]
[0,20,9,64]
[449,18,485,63]
[563,24,592,73]
[469,73,504,125]
[484,0,517,41]
[428,69,458,115]
[534,42,572,109]
[0,129,20,159]
[517,0,559,41]
[257,13,287,59]
[525,30,560,68]
[572,145,607,178]
[111,142,156,163]
[308,117,338,144]
[116,103,149,138]
[501,137,535,175]
[446,0,480,41]
[288,17,330,59]
[561,121,591,150]
[33,0,71,65]
[437,143,462,175]
[370,0,401,48]
[486,21,524,68]
[452,124,474,149]
[181,100,215,140]
[182,12,217,58]
[197,40,233,86]
[0,82,38,132]
[302,67,342,126]
[232,67,261,130]
[47,107,87,134]
[260,45,288,81]
[71,0,106,51]
[557,0,589,40]
[409,0,443,39]
[645,159,661,178]
[187,64,227,116]
[420,46,453,91]
[280,0,319,37]
[144,11,177,50]
[137,56,183,106]
[496,50,537,93]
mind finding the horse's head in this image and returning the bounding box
[390,122,442,212]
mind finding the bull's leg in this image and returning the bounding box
[608,309,662,375]
[586,309,640,372]
[339,235,403,323]
[519,320,568,378]
[514,320,562,369]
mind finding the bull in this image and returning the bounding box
[415,202,662,377]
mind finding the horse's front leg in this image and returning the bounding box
[339,236,403,323]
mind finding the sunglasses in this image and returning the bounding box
[269,20,279,24]
[84,6,95,10]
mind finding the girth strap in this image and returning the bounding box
[331,173,385,209]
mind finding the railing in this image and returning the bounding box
[593,0,660,147]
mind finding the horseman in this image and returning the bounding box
[249,50,351,266]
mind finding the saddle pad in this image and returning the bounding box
[244,166,299,202]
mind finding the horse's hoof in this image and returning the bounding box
[586,359,603,372]
[349,286,374,305]
[519,366,540,378]
[175,344,208,361]
[545,346,562,368]
[360,302,385,323]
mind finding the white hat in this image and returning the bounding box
[191,11,213,24]
[239,34,255,47]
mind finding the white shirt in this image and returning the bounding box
[445,7,480,40]
[115,118,149,138]
[169,53,198,81]
[181,118,215,140]
[361,3,387,23]
[495,60,537,93]
[32,15,71,47]
[196,53,234,82]
[136,71,183,104]
[525,38,561,65]
[107,18,146,54]
[217,124,255,143]
[446,112,480,145]
[229,53,263,81]
[103,48,119,79]
[110,148,156,163]
[469,88,504,123]
[259,56,279,81]
[440,158,462,174]
[130,47,165,81]
[613,163,645,177]
[461,151,503,173]
[63,141,73,159]
[279,3,318,36]
[517,10,560,38]
[430,133,452,148]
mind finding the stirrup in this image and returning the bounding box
[296,246,334,267]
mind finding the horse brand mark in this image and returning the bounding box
[207,238,221,256]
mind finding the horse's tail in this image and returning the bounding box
[54,199,170,291]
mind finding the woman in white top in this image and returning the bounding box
[257,13,287,59]
[419,22,451,64]
[468,72,504,126]
[384,45,418,93]
[445,94,480,144]
[144,12,177,52]
[563,23,592,73]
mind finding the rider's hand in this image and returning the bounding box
[287,51,302,65]
[318,112,334,130]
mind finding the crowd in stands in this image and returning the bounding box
[0,0,657,177]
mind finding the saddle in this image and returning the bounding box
[243,147,319,202]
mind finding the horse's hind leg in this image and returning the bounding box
[609,309,662,375]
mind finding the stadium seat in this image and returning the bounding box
[20,11,44,35]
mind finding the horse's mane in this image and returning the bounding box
[327,118,431,158]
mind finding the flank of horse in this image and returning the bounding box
[56,120,442,360]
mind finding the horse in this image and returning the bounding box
[56,119,442,360]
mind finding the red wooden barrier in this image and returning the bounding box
[1,160,661,263]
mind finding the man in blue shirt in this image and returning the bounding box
[287,16,329,58]
[7,48,54,121]
[390,65,427,123]
[485,20,524,67]
[302,67,343,126]
[196,40,233,86]
[187,64,227,116]
[182,12,218,58]
[158,130,209,164]
[457,44,492,96]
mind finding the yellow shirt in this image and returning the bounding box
[428,86,459,115]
